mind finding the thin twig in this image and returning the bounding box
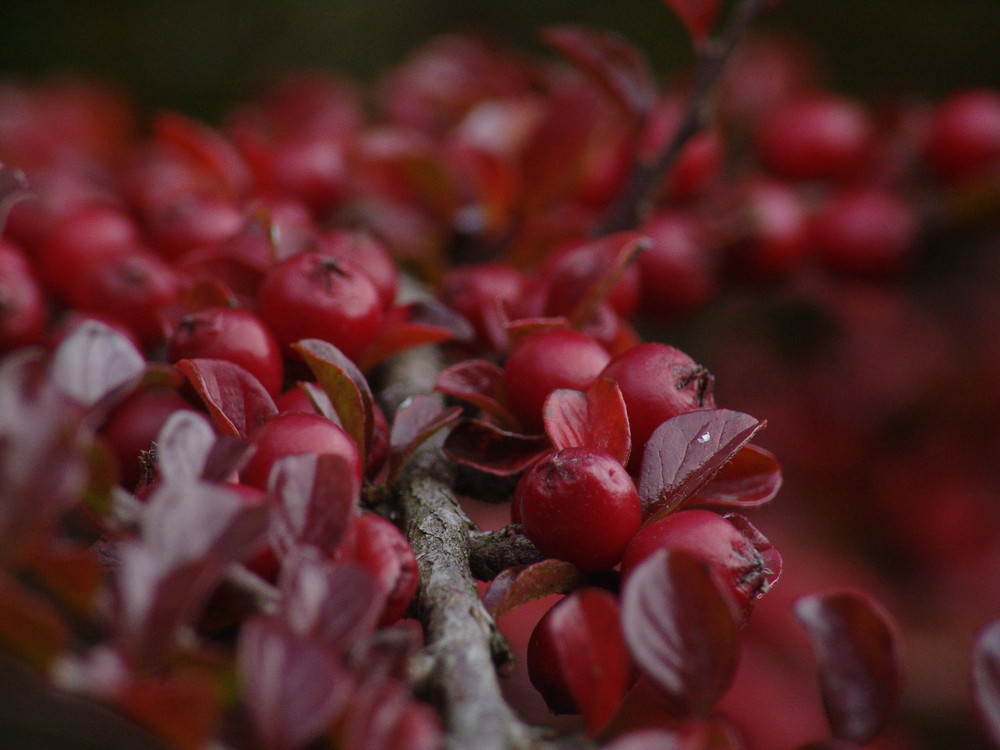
[599,0,770,233]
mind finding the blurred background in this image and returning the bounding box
[2,0,999,120]
[3,2,1000,749]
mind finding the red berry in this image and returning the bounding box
[257,251,383,363]
[924,88,1000,183]
[333,511,419,626]
[599,343,715,472]
[514,447,641,572]
[168,307,284,397]
[319,229,399,308]
[503,328,611,434]
[620,509,769,614]
[636,210,716,317]
[0,240,48,352]
[756,94,873,182]
[240,411,362,489]
[811,186,917,278]
[733,177,811,278]
[437,262,525,343]
[100,387,196,489]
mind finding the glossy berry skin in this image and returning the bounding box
[319,229,399,308]
[811,187,917,278]
[735,177,811,278]
[620,509,767,614]
[333,511,419,625]
[527,588,628,724]
[756,94,872,182]
[599,343,715,472]
[240,411,362,489]
[257,251,383,363]
[168,307,284,397]
[514,447,641,572]
[503,328,611,434]
[924,88,1000,183]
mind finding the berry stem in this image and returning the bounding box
[599,0,770,233]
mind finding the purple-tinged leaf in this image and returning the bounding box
[142,481,270,571]
[688,444,782,509]
[239,616,353,750]
[268,453,359,555]
[279,549,386,651]
[622,549,740,717]
[662,0,720,44]
[293,339,374,466]
[155,410,216,484]
[298,380,340,423]
[388,393,462,482]
[201,435,254,483]
[482,559,584,618]
[793,589,901,744]
[434,359,519,430]
[49,319,145,409]
[443,418,550,476]
[542,26,657,123]
[543,378,630,465]
[532,588,632,736]
[177,358,277,438]
[974,619,1000,749]
[0,352,89,562]
[639,409,765,520]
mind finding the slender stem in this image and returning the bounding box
[599,0,770,233]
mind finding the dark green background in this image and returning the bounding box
[1,1,999,121]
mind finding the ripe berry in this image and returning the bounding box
[620,510,769,614]
[503,328,611,434]
[599,343,715,472]
[240,411,362,489]
[100,387,196,489]
[0,240,48,352]
[333,511,419,625]
[756,93,873,182]
[257,251,383,363]
[636,210,716,317]
[514,447,641,572]
[810,186,917,278]
[319,229,399,308]
[733,177,811,278]
[168,307,284,397]
[924,88,1000,183]
[437,262,525,343]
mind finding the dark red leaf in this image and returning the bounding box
[49,319,145,409]
[201,435,254,483]
[297,380,340,423]
[388,393,462,482]
[973,620,1000,749]
[663,0,720,44]
[358,298,474,372]
[278,549,386,651]
[542,26,657,123]
[0,569,71,670]
[292,339,374,466]
[688,444,782,509]
[177,358,277,438]
[638,409,766,520]
[536,588,632,736]
[482,559,584,618]
[434,359,519,430]
[622,549,740,716]
[268,453,360,555]
[543,378,630,465]
[154,410,216,484]
[442,418,550,476]
[793,589,901,744]
[238,616,353,750]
